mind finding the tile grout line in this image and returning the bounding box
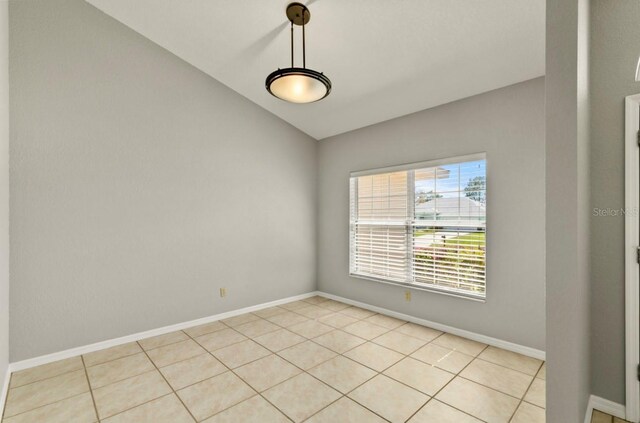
[2,297,545,423]
[0,391,97,422]
[507,361,544,423]
[135,338,199,423]
[0,301,385,421]
[183,327,296,423]
[80,355,101,423]
[403,344,493,423]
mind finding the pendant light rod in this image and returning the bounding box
[290,22,294,68]
[302,17,306,68]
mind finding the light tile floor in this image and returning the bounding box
[591,410,631,423]
[2,296,547,422]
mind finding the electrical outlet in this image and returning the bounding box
[405,290,411,301]
[220,288,227,298]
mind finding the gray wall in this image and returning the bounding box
[0,0,9,389]
[590,0,640,405]
[9,0,317,361]
[545,0,591,421]
[317,78,546,351]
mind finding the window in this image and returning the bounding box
[349,154,487,299]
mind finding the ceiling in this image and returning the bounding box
[86,0,545,140]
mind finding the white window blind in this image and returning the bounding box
[349,154,487,299]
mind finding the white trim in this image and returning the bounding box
[584,395,627,423]
[316,291,545,360]
[0,365,9,418]
[625,93,640,423]
[350,152,486,177]
[8,291,319,372]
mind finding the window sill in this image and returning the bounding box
[349,273,486,303]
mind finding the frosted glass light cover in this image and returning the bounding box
[269,74,328,103]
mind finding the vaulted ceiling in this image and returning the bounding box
[86,0,545,140]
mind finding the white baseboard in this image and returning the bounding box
[9,291,319,373]
[584,394,627,423]
[317,291,546,360]
[0,364,9,417]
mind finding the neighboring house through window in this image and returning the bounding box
[349,153,487,299]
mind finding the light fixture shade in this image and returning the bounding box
[266,68,331,103]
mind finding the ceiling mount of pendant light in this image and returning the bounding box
[265,2,331,104]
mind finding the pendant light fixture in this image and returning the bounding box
[265,2,331,104]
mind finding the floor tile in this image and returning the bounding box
[365,314,406,329]
[408,399,481,423]
[183,321,226,338]
[411,343,474,374]
[308,356,376,394]
[278,340,336,370]
[159,353,227,390]
[512,401,545,423]
[306,397,387,423]
[221,313,260,327]
[302,296,330,305]
[287,320,333,338]
[4,369,89,418]
[263,373,341,422]
[202,395,289,423]
[460,359,533,398]
[234,319,280,338]
[318,300,351,312]
[348,374,428,423]
[395,323,443,342]
[83,343,142,367]
[384,357,454,396]
[343,321,389,340]
[319,312,359,328]
[313,329,366,353]
[101,394,193,423]
[2,392,96,423]
[592,410,613,423]
[212,339,271,369]
[10,357,83,389]
[177,371,255,421]
[295,305,334,319]
[279,300,309,311]
[340,307,376,319]
[524,378,546,408]
[265,311,309,327]
[435,377,519,423]
[373,330,426,355]
[253,306,287,319]
[344,342,404,372]
[146,339,206,368]
[432,333,487,356]
[537,362,546,380]
[138,331,189,351]
[87,352,155,389]
[478,346,543,376]
[195,328,246,352]
[253,328,306,352]
[234,354,301,392]
[92,370,171,419]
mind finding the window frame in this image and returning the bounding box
[348,152,487,302]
